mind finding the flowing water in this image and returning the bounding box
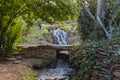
[35,29,75,80]
[49,28,68,45]
[35,53,75,80]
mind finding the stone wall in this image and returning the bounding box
[18,44,72,68]
[19,45,56,58]
[18,44,56,68]
[91,43,120,80]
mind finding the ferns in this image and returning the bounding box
[1,17,24,59]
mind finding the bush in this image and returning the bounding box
[70,40,101,80]
[23,25,50,42]
[1,17,24,59]
[69,32,120,80]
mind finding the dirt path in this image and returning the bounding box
[0,61,36,80]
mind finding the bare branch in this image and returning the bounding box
[96,0,111,38]
[81,2,96,21]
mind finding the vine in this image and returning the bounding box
[70,41,102,80]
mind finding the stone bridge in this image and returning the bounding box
[18,43,73,58]
[18,43,73,68]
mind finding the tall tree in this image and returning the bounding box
[78,0,120,39]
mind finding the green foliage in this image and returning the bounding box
[78,14,105,40]
[23,0,77,23]
[110,5,120,27]
[24,68,36,80]
[70,32,120,80]
[105,31,120,43]
[0,0,77,59]
[77,0,103,40]
[0,17,24,59]
[60,22,77,37]
[0,0,25,27]
[78,14,95,36]
[24,25,49,42]
[71,1,120,79]
[112,32,120,39]
[70,41,103,80]
[77,0,120,40]
[24,21,78,42]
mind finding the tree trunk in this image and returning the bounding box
[81,2,95,21]
[96,0,111,38]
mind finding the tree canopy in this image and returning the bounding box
[0,0,77,59]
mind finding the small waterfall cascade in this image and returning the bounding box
[35,28,75,80]
[35,53,75,80]
[49,28,68,45]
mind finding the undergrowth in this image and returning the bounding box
[69,32,120,80]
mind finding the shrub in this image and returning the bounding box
[1,17,24,59]
[70,32,120,80]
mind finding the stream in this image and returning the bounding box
[35,27,75,80]
[35,53,75,80]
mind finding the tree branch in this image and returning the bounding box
[81,2,96,21]
[96,0,111,38]
[2,5,27,39]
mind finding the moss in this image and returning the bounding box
[24,68,37,80]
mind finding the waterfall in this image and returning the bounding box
[49,28,68,45]
[35,28,75,80]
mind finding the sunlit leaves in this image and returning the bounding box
[0,0,78,59]
[0,0,77,25]
[23,0,77,23]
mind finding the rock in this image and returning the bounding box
[6,57,16,61]
[113,71,120,77]
[16,56,22,60]
[115,65,120,70]
[60,51,69,55]
[13,60,22,64]
[113,77,120,80]
[37,76,70,80]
